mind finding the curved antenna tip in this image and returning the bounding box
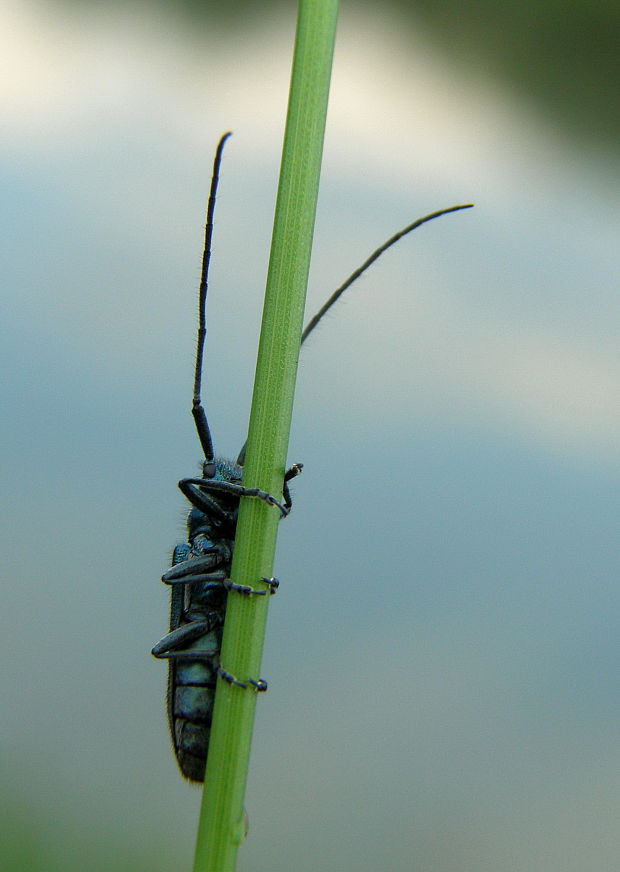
[301,201,474,345]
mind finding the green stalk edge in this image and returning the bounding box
[192,2,339,870]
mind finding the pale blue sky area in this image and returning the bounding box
[2,3,619,870]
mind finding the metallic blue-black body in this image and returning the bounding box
[153,459,240,782]
[151,131,471,782]
[152,455,294,782]
[151,132,295,782]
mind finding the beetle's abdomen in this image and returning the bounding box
[170,625,222,782]
[165,543,230,783]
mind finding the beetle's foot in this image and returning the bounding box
[217,665,268,692]
[223,576,279,596]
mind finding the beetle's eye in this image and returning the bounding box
[203,462,216,479]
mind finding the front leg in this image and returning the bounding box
[283,462,303,510]
[180,478,290,518]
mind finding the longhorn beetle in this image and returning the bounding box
[152,131,472,782]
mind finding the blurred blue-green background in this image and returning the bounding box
[2,1,619,870]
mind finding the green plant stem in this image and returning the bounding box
[192,2,339,870]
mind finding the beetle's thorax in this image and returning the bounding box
[185,456,243,543]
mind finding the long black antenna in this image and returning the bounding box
[300,203,473,345]
[192,131,232,462]
[236,202,472,467]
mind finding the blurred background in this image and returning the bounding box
[2,1,619,870]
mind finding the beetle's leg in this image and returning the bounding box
[222,576,279,596]
[283,462,303,510]
[181,478,289,518]
[162,552,224,583]
[285,462,303,481]
[164,567,279,597]
[217,664,268,691]
[152,619,215,658]
[247,677,269,691]
[178,480,229,518]
[231,484,288,517]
